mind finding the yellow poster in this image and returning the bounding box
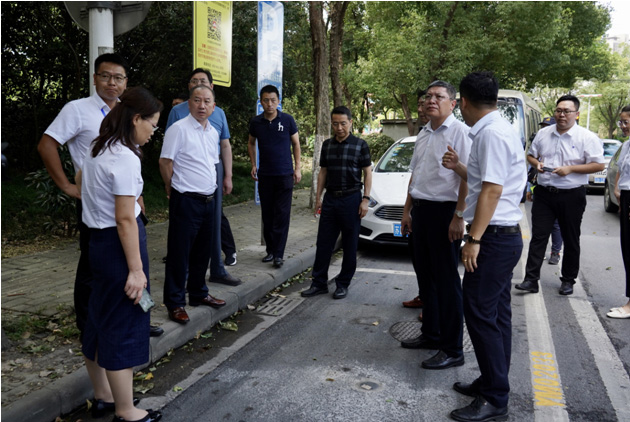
[193,1,233,87]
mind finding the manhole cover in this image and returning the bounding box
[389,321,422,342]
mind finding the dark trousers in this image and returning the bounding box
[463,231,523,408]
[209,161,235,277]
[75,200,92,340]
[164,190,215,308]
[525,186,586,284]
[311,191,361,289]
[621,190,630,297]
[258,174,294,259]
[413,200,463,357]
[551,220,563,253]
[407,232,424,300]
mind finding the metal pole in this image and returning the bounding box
[88,3,115,94]
[586,97,592,130]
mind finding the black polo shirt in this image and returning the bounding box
[249,110,298,176]
[320,134,371,191]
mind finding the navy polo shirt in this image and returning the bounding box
[249,110,298,176]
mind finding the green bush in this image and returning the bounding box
[363,133,396,162]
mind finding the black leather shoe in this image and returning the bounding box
[559,281,574,295]
[149,325,164,337]
[210,273,242,286]
[515,280,539,293]
[113,409,163,422]
[401,335,438,349]
[262,253,274,263]
[273,257,284,268]
[450,396,508,422]
[453,378,481,397]
[332,287,348,299]
[91,398,140,418]
[421,350,464,370]
[301,286,329,297]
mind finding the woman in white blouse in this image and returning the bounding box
[81,87,163,421]
[608,105,630,319]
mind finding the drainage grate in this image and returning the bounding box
[389,320,474,352]
[254,296,303,317]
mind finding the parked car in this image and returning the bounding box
[589,139,621,192]
[360,136,416,244]
[604,141,625,212]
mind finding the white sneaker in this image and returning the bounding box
[225,253,237,266]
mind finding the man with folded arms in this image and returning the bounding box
[516,95,604,296]
[399,81,471,373]
[160,85,226,324]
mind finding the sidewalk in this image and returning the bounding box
[1,188,320,422]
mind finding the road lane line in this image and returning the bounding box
[520,211,570,422]
[569,281,630,421]
[355,268,416,276]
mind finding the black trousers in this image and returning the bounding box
[75,200,92,341]
[525,186,586,284]
[221,211,236,257]
[258,174,294,259]
[412,200,463,357]
[621,190,630,297]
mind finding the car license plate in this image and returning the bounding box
[393,223,403,237]
[595,177,605,184]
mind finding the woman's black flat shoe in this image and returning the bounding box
[91,398,140,418]
[112,409,162,422]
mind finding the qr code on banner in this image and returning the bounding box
[207,8,221,41]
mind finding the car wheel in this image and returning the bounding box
[604,181,618,213]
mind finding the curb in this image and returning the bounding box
[1,247,316,422]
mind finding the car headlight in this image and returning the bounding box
[368,198,378,208]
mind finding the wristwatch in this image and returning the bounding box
[467,236,482,245]
[362,195,371,201]
[454,210,464,218]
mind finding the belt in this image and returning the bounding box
[412,199,456,207]
[466,224,521,234]
[182,191,215,203]
[538,185,584,194]
[328,187,361,197]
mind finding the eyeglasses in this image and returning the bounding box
[143,118,159,133]
[190,78,209,85]
[421,94,453,102]
[554,109,577,115]
[617,120,630,128]
[332,121,349,128]
[96,73,127,84]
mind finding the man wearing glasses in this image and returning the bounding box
[516,95,604,296]
[166,68,241,286]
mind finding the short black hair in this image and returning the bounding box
[459,71,498,107]
[417,89,427,102]
[260,85,280,98]
[331,106,352,120]
[427,80,456,100]
[189,84,215,102]
[621,105,630,113]
[188,68,213,84]
[175,92,188,101]
[556,95,580,111]
[94,53,129,76]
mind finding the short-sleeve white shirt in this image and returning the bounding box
[617,141,630,190]
[409,114,471,201]
[44,92,111,172]
[160,114,219,195]
[528,123,605,189]
[81,143,143,229]
[464,110,527,226]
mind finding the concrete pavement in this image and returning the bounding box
[1,188,321,422]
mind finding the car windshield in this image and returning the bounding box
[603,142,621,158]
[454,99,524,143]
[376,142,415,173]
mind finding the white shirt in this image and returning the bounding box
[44,92,111,172]
[464,110,526,226]
[528,123,605,189]
[160,114,219,195]
[81,143,143,229]
[409,114,471,201]
[617,141,630,190]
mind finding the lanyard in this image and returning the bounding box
[100,107,107,117]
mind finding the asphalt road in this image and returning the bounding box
[106,195,630,422]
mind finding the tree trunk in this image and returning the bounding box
[329,1,349,108]
[399,93,415,136]
[309,2,331,208]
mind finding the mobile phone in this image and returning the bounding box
[138,288,155,313]
[542,166,555,172]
